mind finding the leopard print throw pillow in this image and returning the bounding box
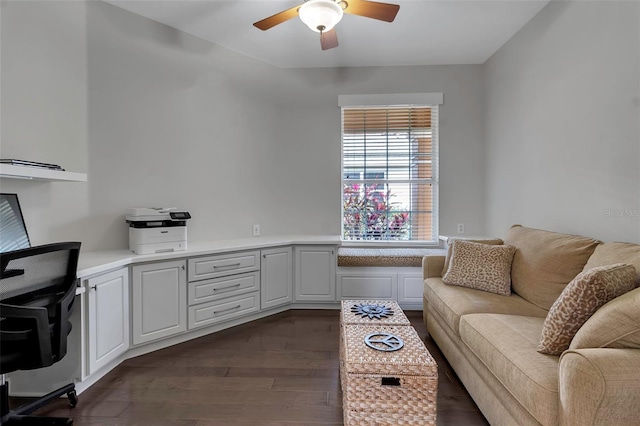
[442,239,517,296]
[537,263,637,355]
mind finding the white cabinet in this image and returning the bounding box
[260,247,293,309]
[398,272,424,305]
[338,269,397,300]
[188,251,259,282]
[188,292,260,330]
[294,245,336,302]
[87,268,129,374]
[132,260,187,345]
[337,267,424,308]
[188,271,259,306]
[187,251,261,330]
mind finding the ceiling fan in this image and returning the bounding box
[253,0,400,51]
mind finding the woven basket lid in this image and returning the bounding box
[343,324,437,376]
[341,300,410,326]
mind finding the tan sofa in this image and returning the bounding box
[422,225,640,426]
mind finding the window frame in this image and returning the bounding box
[338,93,442,247]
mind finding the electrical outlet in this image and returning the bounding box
[252,224,261,236]
[457,223,465,234]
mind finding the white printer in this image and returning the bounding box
[125,207,192,255]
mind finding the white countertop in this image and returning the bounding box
[77,235,342,278]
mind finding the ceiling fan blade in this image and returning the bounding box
[253,4,301,31]
[343,0,399,22]
[320,28,339,50]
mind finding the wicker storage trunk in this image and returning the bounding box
[341,324,438,426]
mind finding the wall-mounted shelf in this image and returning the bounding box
[0,164,87,182]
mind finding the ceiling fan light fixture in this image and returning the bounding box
[299,0,344,33]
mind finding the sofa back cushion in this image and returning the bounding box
[570,286,640,350]
[537,263,637,355]
[583,242,640,287]
[504,225,601,310]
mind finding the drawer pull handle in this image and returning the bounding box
[213,283,242,292]
[213,305,242,315]
[213,263,242,269]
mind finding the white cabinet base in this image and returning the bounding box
[294,246,337,302]
[398,272,424,305]
[132,260,187,345]
[188,292,260,330]
[260,247,293,310]
[337,267,423,309]
[87,268,129,375]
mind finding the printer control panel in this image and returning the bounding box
[170,212,191,220]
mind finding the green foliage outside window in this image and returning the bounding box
[343,183,410,240]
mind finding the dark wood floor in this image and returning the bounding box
[29,309,488,425]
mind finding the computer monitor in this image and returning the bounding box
[0,193,31,253]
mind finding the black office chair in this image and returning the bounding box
[0,242,81,425]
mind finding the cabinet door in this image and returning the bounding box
[398,272,424,305]
[338,269,398,300]
[87,268,129,374]
[260,247,293,309]
[294,246,336,302]
[132,260,187,345]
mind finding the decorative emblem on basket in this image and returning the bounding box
[364,332,404,352]
[351,303,394,319]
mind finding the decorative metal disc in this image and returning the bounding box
[351,303,394,319]
[364,332,404,352]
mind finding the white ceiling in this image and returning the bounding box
[105,0,550,69]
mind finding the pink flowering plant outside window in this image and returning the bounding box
[343,183,410,240]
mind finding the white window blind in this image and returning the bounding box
[341,104,439,243]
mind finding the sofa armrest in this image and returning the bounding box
[422,255,445,279]
[559,348,640,426]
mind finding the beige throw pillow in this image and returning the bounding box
[537,263,637,355]
[441,237,504,276]
[570,287,640,350]
[442,239,516,296]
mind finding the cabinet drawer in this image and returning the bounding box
[188,251,259,281]
[188,292,260,330]
[188,271,259,306]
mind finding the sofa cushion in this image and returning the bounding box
[459,314,559,426]
[443,240,516,296]
[441,237,504,276]
[538,264,637,355]
[423,277,548,337]
[583,242,640,287]
[504,225,601,310]
[570,286,640,350]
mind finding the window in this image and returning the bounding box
[339,94,441,244]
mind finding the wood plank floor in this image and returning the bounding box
[29,309,488,425]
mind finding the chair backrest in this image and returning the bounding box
[0,242,81,373]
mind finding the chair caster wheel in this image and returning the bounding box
[67,390,78,407]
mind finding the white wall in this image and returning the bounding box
[484,0,640,243]
[0,1,91,246]
[1,0,487,251]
